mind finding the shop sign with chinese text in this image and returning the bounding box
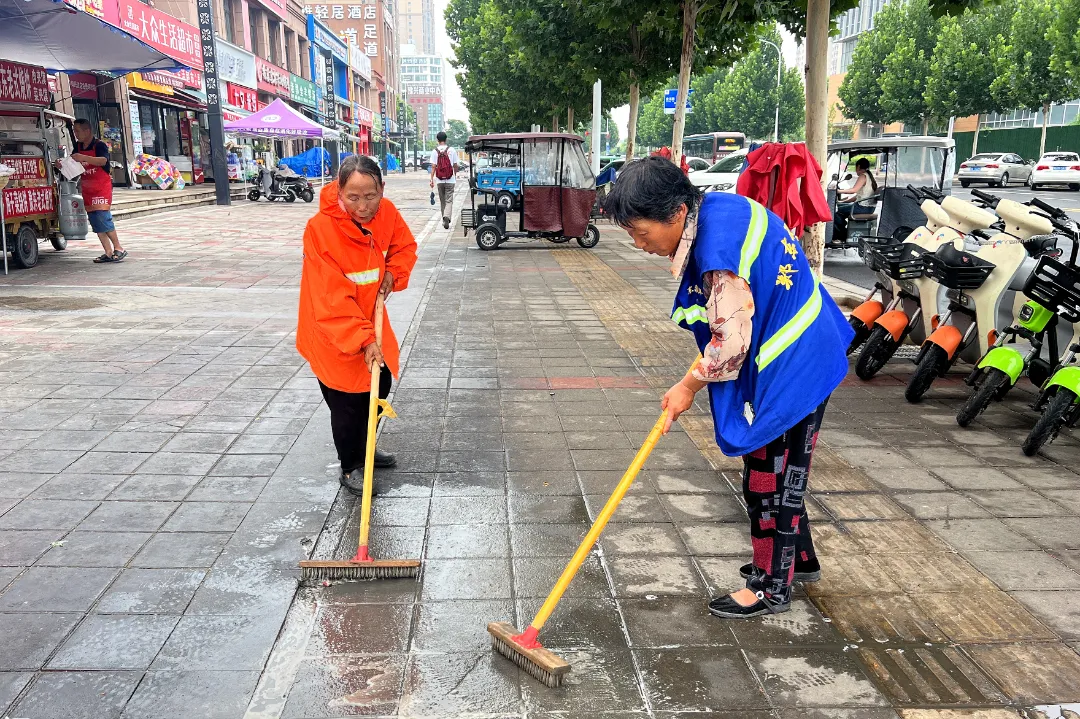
[0,61,50,106]
[355,104,373,125]
[215,40,257,89]
[227,83,259,112]
[289,74,318,109]
[255,57,291,97]
[63,0,119,25]
[307,15,349,62]
[2,186,55,219]
[116,0,204,70]
[69,73,99,100]
[0,156,47,183]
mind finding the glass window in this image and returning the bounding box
[708,153,745,173]
[1050,104,1066,126]
[895,146,945,189]
[561,141,595,190]
[969,154,1001,162]
[523,139,558,185]
[164,109,182,159]
[138,103,159,156]
[1065,104,1080,125]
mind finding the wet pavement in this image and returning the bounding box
[4,173,1080,718]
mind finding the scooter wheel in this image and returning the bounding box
[285,193,296,203]
[1022,389,1077,456]
[906,344,948,403]
[247,189,260,201]
[847,316,873,356]
[302,188,314,203]
[956,368,1009,427]
[855,326,897,380]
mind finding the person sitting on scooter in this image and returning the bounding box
[833,157,878,243]
[603,157,854,618]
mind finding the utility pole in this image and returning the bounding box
[760,38,782,143]
[591,79,602,175]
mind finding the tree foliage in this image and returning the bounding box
[924,4,1013,120]
[1007,0,1075,113]
[446,119,470,147]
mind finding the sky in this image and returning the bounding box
[430,16,801,135]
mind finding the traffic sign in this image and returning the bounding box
[663,88,693,115]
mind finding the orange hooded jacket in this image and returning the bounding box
[296,181,418,393]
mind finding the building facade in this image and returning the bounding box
[396,0,435,56]
[399,48,443,141]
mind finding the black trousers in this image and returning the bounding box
[742,399,828,600]
[318,371,392,474]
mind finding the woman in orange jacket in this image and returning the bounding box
[297,155,418,495]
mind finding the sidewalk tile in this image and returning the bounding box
[0,612,82,670]
[9,670,141,719]
[120,670,260,719]
[0,567,117,612]
[48,614,179,669]
[37,531,150,567]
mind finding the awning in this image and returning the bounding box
[129,89,204,112]
[0,0,184,73]
[224,97,339,138]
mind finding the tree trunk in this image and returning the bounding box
[921,116,929,135]
[625,75,640,163]
[670,0,698,167]
[1040,100,1050,157]
[971,117,980,155]
[552,106,560,133]
[802,0,829,275]
[567,106,574,134]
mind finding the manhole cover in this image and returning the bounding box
[0,296,104,310]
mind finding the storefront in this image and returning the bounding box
[64,72,132,187]
[307,15,349,128]
[127,72,210,184]
[355,104,373,156]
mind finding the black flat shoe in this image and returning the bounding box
[739,557,821,582]
[708,590,789,619]
[373,449,396,468]
[340,470,378,497]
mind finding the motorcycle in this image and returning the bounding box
[905,191,1054,403]
[247,164,314,203]
[956,197,1075,427]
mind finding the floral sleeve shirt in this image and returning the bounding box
[671,214,756,383]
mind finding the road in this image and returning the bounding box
[825,184,1080,289]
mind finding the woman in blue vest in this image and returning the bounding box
[604,157,853,618]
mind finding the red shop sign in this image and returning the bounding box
[69,73,99,100]
[116,0,203,70]
[140,71,185,89]
[255,57,290,97]
[169,68,203,90]
[227,83,258,113]
[63,0,120,26]
[2,186,56,220]
[0,156,47,181]
[0,61,51,106]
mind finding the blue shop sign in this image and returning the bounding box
[307,15,348,63]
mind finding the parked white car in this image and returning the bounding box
[1030,152,1080,190]
[684,156,711,172]
[957,152,1033,187]
[688,150,747,192]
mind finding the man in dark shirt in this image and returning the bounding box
[68,119,127,262]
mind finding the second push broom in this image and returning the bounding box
[300,293,421,581]
[488,406,673,687]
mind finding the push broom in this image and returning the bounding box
[300,293,421,581]
[489,407,673,687]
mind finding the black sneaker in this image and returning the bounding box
[339,469,376,497]
[708,590,789,619]
[443,217,450,229]
[372,449,396,468]
[739,557,821,582]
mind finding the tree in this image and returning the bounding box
[709,28,804,141]
[1038,0,1080,155]
[838,3,904,125]
[925,4,1013,154]
[635,85,674,148]
[879,0,940,131]
[446,119,470,147]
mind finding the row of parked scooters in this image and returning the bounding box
[847,186,1080,456]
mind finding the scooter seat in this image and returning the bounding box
[1022,234,1059,257]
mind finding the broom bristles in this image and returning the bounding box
[487,621,570,688]
[491,634,565,688]
[299,560,420,582]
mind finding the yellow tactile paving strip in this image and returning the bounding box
[551,246,1080,712]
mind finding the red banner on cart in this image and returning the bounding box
[2,186,55,219]
[0,157,47,182]
[0,61,51,106]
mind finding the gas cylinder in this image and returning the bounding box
[57,180,88,240]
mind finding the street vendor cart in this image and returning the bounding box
[0,60,89,272]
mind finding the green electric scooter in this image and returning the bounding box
[955,197,1074,427]
[1021,214,1080,455]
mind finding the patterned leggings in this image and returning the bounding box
[742,400,828,600]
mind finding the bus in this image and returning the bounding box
[682,132,747,163]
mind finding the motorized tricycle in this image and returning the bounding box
[461,133,600,251]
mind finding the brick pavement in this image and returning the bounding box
[0,172,445,717]
[4,174,1080,718]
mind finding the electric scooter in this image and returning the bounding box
[905,191,1054,403]
[1021,217,1080,455]
[956,197,1075,426]
[854,189,998,380]
[847,186,950,354]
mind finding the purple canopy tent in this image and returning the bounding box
[224,99,339,187]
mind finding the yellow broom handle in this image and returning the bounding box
[357,294,386,550]
[529,409,669,632]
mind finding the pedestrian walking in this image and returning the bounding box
[604,157,854,619]
[429,131,459,229]
[296,155,418,496]
[66,118,127,263]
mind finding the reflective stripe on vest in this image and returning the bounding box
[346,268,380,285]
[737,201,768,281]
[756,273,822,371]
[672,304,708,325]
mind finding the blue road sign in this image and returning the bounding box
[663,88,694,114]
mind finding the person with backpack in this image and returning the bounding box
[429,131,459,229]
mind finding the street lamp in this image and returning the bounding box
[759,39,782,143]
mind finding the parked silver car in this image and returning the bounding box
[958,152,1033,188]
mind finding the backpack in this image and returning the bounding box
[435,147,454,180]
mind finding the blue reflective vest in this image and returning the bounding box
[673,193,854,456]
